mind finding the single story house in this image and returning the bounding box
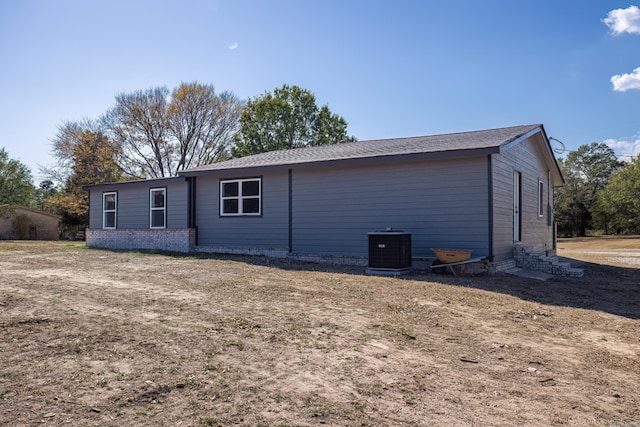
[0,206,60,240]
[83,124,564,272]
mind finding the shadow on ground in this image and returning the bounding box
[412,257,640,320]
[224,252,640,321]
[206,251,640,321]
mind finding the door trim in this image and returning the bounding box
[513,171,521,242]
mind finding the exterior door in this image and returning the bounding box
[513,171,521,242]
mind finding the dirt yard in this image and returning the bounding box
[1,238,638,426]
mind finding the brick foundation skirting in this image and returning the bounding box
[198,248,501,275]
[84,234,532,277]
[487,259,517,274]
[86,228,196,253]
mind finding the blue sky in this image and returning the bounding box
[1,0,639,183]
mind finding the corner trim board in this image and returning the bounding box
[487,154,494,262]
[288,169,293,253]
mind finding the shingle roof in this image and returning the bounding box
[181,124,542,174]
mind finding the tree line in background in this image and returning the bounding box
[2,81,639,237]
[1,82,354,235]
[555,142,640,237]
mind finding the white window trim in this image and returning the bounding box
[103,192,117,229]
[538,179,544,217]
[149,187,166,229]
[220,178,262,216]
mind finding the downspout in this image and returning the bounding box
[186,178,192,228]
[187,177,197,245]
[548,170,554,249]
[487,155,494,262]
[288,169,293,253]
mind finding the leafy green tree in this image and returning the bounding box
[555,158,590,237]
[314,105,351,146]
[33,180,59,211]
[567,143,622,195]
[0,148,35,215]
[594,157,640,234]
[232,85,355,157]
[554,143,622,236]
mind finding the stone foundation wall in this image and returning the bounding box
[514,245,583,277]
[86,229,196,253]
[487,259,516,274]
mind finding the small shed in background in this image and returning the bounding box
[0,206,60,241]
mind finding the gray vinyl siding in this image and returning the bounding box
[87,181,189,229]
[492,134,555,261]
[166,182,189,228]
[85,125,564,263]
[195,171,289,249]
[291,157,490,258]
[88,190,103,229]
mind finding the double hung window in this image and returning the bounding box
[150,188,166,228]
[220,178,261,216]
[103,192,117,229]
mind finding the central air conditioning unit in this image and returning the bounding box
[366,230,412,275]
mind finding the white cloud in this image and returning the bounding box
[603,5,640,35]
[228,42,239,50]
[611,67,640,91]
[604,137,640,160]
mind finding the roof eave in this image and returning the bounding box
[83,176,187,191]
[10,205,61,220]
[535,125,565,186]
[498,125,565,186]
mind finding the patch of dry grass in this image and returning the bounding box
[0,240,638,426]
